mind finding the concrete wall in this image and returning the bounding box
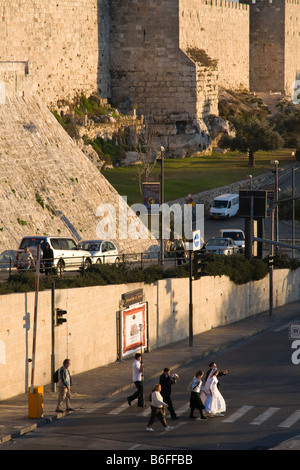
[1,268,299,400]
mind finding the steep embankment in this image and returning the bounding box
[0,95,155,253]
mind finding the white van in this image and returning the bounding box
[16,236,92,273]
[210,194,239,219]
[219,229,245,253]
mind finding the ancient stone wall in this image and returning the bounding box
[110,0,198,118]
[0,0,102,108]
[248,0,285,93]
[284,0,300,96]
[179,0,250,90]
[0,84,156,255]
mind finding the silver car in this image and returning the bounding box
[78,240,120,264]
[204,237,240,255]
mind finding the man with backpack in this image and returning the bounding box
[55,359,74,412]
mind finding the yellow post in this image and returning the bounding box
[28,386,44,419]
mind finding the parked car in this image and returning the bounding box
[77,240,120,264]
[210,194,239,219]
[204,237,240,255]
[219,229,245,253]
[16,236,92,273]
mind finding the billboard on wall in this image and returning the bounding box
[117,302,148,359]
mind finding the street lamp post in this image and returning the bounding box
[271,160,279,249]
[139,323,145,408]
[160,146,165,265]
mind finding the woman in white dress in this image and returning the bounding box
[204,369,226,416]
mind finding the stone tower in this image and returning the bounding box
[248,0,300,96]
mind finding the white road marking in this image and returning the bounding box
[278,410,300,428]
[250,407,280,425]
[222,405,254,423]
[108,402,129,415]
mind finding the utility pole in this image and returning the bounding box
[189,250,193,347]
[51,282,56,392]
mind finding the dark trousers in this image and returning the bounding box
[128,381,143,406]
[161,393,176,418]
[147,406,168,428]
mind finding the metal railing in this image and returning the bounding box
[0,250,189,282]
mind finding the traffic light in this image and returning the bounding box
[268,255,275,268]
[193,251,206,280]
[55,308,67,326]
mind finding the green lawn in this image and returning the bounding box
[102,149,295,206]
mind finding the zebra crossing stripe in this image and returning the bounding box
[108,402,129,415]
[222,405,254,423]
[278,410,300,428]
[250,407,280,425]
[175,402,190,416]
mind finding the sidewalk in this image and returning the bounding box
[0,300,300,448]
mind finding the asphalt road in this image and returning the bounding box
[2,321,300,451]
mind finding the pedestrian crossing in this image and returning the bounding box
[99,399,300,430]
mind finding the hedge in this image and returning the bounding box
[0,254,297,295]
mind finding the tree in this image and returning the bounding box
[270,108,300,161]
[219,116,284,167]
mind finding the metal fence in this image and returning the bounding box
[0,250,189,282]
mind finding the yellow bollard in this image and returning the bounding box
[28,386,44,419]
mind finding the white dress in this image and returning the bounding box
[204,376,226,415]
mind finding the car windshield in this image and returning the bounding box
[20,238,46,250]
[213,200,228,209]
[79,242,101,251]
[222,232,245,241]
[206,239,228,247]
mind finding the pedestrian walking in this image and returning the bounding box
[146,384,173,432]
[188,370,207,420]
[204,362,228,390]
[172,236,185,266]
[159,368,179,420]
[127,353,144,407]
[204,369,226,417]
[42,242,54,276]
[55,359,74,412]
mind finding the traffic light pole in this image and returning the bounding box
[189,250,193,347]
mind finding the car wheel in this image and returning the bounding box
[56,259,65,274]
[83,258,92,270]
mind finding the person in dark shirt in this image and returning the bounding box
[159,368,179,420]
[42,242,54,276]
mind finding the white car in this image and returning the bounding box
[16,236,92,273]
[204,237,240,255]
[219,229,245,253]
[78,240,120,264]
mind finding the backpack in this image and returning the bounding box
[53,369,60,383]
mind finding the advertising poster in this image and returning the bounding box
[120,302,148,358]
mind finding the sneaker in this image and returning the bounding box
[189,415,197,419]
[146,427,154,432]
[171,416,179,420]
[55,408,63,412]
[165,426,173,431]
